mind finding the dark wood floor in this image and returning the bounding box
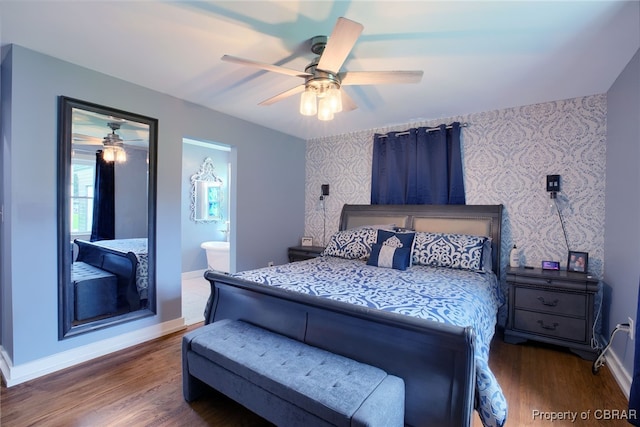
[1,323,631,426]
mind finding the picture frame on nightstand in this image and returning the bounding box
[567,251,588,273]
[301,236,313,247]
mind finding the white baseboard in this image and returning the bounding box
[0,317,187,387]
[605,349,633,399]
[181,269,207,281]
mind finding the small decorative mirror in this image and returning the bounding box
[191,157,223,222]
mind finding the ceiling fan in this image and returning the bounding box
[73,122,136,162]
[221,17,424,121]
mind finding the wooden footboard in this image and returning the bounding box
[204,270,476,427]
[75,239,140,311]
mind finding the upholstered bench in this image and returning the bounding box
[72,261,118,321]
[182,319,405,427]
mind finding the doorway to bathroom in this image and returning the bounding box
[181,138,234,325]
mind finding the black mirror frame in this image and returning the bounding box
[57,96,158,339]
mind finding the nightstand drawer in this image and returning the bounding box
[513,310,586,342]
[510,276,583,289]
[514,288,586,317]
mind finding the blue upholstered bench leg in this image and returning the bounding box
[182,326,213,402]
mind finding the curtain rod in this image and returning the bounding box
[377,122,469,138]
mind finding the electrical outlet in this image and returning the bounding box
[268,261,274,267]
[629,317,635,341]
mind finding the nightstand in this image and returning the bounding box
[504,266,600,360]
[287,246,325,262]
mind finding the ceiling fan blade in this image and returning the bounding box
[73,133,145,146]
[339,70,424,85]
[221,55,311,78]
[72,134,103,145]
[317,17,364,73]
[259,84,305,106]
[340,90,358,112]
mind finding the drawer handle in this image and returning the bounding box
[537,297,559,307]
[537,320,559,331]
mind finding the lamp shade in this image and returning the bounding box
[300,90,317,116]
[103,147,115,162]
[317,97,334,121]
[115,147,127,163]
[326,87,342,113]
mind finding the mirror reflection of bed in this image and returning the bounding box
[72,238,149,325]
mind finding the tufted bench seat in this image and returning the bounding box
[72,261,118,321]
[182,319,405,427]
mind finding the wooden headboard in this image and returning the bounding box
[339,204,504,277]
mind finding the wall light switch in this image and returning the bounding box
[546,175,560,192]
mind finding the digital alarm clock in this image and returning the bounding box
[541,260,560,270]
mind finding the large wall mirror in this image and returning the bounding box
[57,97,157,339]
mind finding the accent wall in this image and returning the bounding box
[305,94,607,281]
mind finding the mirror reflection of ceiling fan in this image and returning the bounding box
[222,17,424,121]
[72,110,150,163]
[72,109,150,153]
[72,122,131,162]
[72,122,146,146]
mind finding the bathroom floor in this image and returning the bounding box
[182,273,210,325]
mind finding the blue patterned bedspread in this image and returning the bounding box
[234,256,507,427]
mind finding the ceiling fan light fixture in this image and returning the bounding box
[317,97,334,121]
[102,122,127,163]
[300,89,317,116]
[223,17,423,123]
[103,144,127,163]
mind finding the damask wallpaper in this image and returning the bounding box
[305,94,607,279]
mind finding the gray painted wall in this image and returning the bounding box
[0,45,305,366]
[604,48,640,379]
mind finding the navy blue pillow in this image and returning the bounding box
[366,230,415,270]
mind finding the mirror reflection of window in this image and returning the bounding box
[191,157,224,223]
[207,184,220,218]
[70,154,95,235]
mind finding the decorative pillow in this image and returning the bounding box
[367,245,412,270]
[481,238,493,273]
[321,227,378,260]
[412,232,486,271]
[366,230,416,270]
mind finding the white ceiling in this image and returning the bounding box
[2,1,638,140]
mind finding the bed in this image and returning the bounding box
[74,238,149,310]
[203,204,507,427]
